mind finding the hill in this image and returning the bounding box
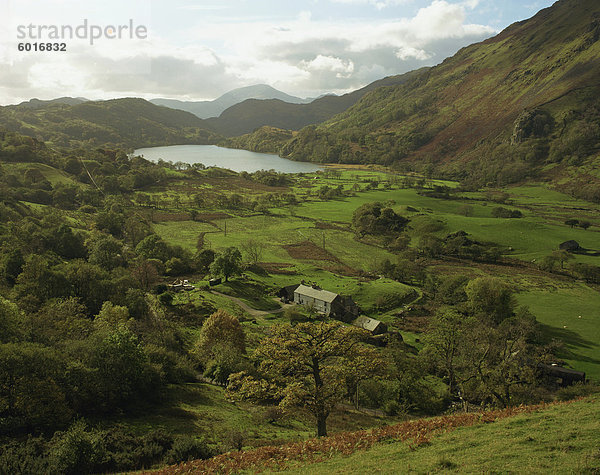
[0,97,221,149]
[233,0,600,200]
[150,84,311,119]
[209,71,427,137]
[14,97,88,109]
[150,395,600,474]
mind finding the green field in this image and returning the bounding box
[278,397,600,474]
[518,285,600,380]
[152,177,600,380]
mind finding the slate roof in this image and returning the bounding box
[353,316,385,333]
[294,284,339,303]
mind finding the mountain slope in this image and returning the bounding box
[150,396,599,474]
[0,98,221,148]
[150,84,310,119]
[15,97,88,109]
[208,71,427,136]
[237,0,600,198]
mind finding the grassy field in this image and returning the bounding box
[152,175,600,380]
[518,285,600,380]
[278,396,600,474]
[101,382,403,451]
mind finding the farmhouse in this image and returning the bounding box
[294,284,338,315]
[286,284,360,321]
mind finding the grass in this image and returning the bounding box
[151,173,600,388]
[105,382,403,452]
[277,396,600,474]
[517,285,600,381]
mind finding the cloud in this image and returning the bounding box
[329,0,412,9]
[0,0,498,103]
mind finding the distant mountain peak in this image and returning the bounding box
[150,84,310,119]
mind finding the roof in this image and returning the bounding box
[353,316,384,332]
[294,284,339,303]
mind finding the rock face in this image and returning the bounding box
[511,109,555,144]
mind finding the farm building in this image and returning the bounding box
[288,284,360,321]
[352,316,388,335]
[294,284,339,315]
[168,279,195,292]
[538,363,586,387]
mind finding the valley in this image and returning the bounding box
[0,0,599,473]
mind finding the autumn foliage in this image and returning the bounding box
[147,401,571,474]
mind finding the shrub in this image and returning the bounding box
[166,436,214,464]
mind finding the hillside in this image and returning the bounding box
[233,0,600,200]
[151,84,311,119]
[150,395,600,474]
[210,71,427,137]
[0,97,221,149]
[15,97,88,109]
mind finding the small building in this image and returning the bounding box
[538,363,586,387]
[294,284,339,315]
[352,316,388,335]
[168,279,195,292]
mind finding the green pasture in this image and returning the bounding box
[517,284,600,381]
[4,162,80,186]
[278,396,600,474]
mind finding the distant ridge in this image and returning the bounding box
[206,70,428,136]
[16,97,88,109]
[150,84,310,119]
[0,97,220,148]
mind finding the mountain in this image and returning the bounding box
[232,0,600,200]
[15,97,88,109]
[150,84,310,119]
[208,71,427,137]
[0,98,220,148]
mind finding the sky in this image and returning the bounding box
[0,0,556,105]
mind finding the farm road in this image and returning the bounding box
[209,290,290,316]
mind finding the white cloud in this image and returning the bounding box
[0,0,498,103]
[329,0,412,9]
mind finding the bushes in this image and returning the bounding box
[0,422,215,475]
[491,207,522,218]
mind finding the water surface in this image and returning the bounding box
[134,145,323,173]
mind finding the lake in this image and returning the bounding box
[133,145,323,173]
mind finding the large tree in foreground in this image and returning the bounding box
[228,321,369,437]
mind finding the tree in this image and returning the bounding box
[579,220,591,230]
[228,321,365,437]
[351,202,408,237]
[195,310,246,362]
[564,219,579,228]
[0,297,22,343]
[241,239,265,265]
[2,249,24,286]
[135,234,171,262]
[422,307,475,395]
[210,247,242,282]
[88,234,124,270]
[465,277,515,324]
[459,313,538,408]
